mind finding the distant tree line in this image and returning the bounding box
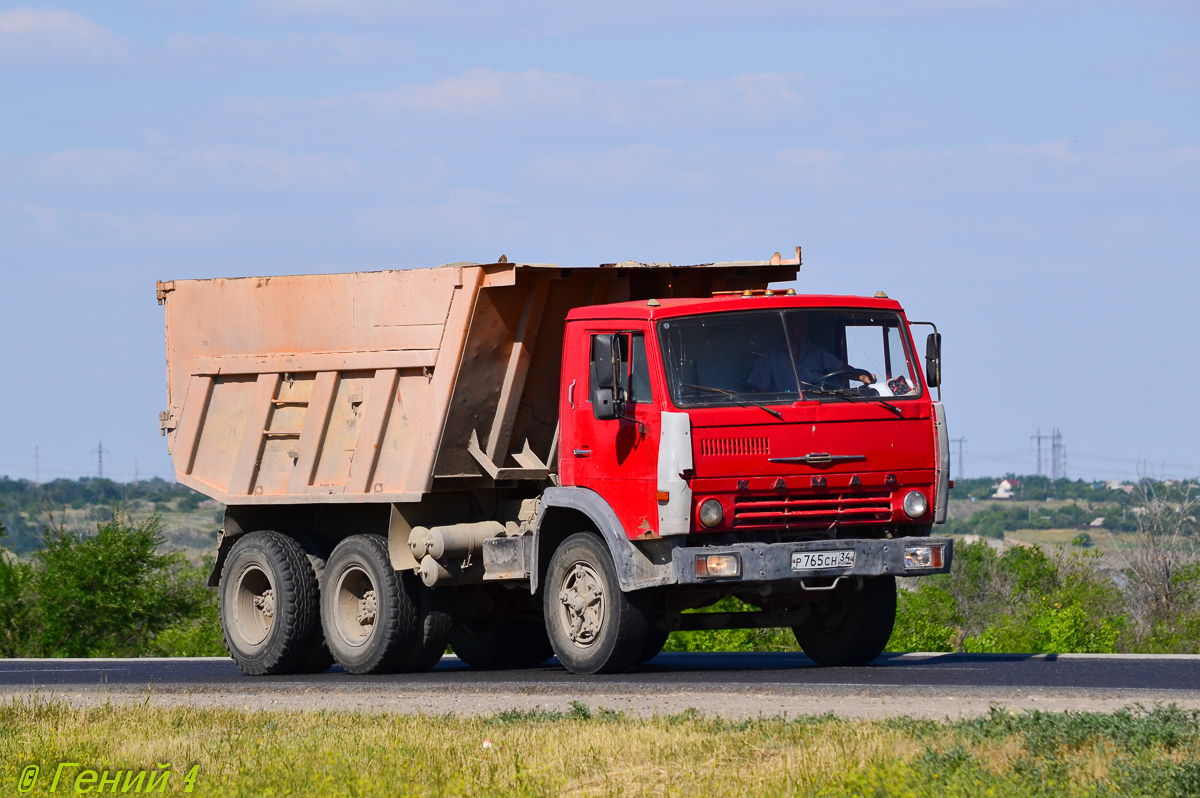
[0,477,210,555]
[950,474,1134,503]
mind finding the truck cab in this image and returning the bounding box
[534,292,952,672]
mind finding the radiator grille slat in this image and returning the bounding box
[733,490,892,529]
[699,437,770,456]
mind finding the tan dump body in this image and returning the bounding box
[159,258,798,506]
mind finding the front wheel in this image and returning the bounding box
[792,576,896,667]
[544,533,649,674]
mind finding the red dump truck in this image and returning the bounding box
[158,251,952,675]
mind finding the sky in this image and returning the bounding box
[0,1,1197,484]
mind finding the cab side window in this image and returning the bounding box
[589,332,653,405]
[630,334,652,403]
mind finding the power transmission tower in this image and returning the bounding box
[34,446,40,487]
[1031,428,1053,477]
[97,441,109,479]
[1050,428,1066,480]
[950,436,967,480]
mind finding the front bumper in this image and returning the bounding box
[672,536,952,585]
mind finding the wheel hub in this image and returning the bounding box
[558,562,604,647]
[333,566,377,647]
[233,565,274,647]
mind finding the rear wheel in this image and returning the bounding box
[219,531,323,676]
[791,576,896,667]
[544,533,649,674]
[296,533,335,674]
[450,618,554,669]
[398,578,452,672]
[320,535,419,674]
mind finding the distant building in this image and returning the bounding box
[991,478,1021,500]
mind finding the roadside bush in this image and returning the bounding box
[149,601,224,657]
[0,510,223,657]
[887,582,960,652]
[0,511,37,657]
[888,540,1128,654]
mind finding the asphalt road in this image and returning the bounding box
[2,652,1198,692]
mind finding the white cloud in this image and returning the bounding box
[333,69,806,128]
[356,189,520,243]
[1165,146,1200,163]
[0,8,126,64]
[1157,45,1200,90]
[34,147,359,188]
[980,141,1081,162]
[532,145,712,190]
[352,68,598,116]
[252,0,1022,27]
[163,33,413,69]
[774,147,844,185]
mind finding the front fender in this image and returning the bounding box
[531,486,679,593]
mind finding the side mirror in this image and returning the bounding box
[592,334,618,389]
[591,334,622,420]
[593,388,618,420]
[925,333,942,388]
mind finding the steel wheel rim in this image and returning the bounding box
[333,565,377,648]
[233,564,274,647]
[557,560,605,648]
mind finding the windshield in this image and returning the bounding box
[657,308,921,409]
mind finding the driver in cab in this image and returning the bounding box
[748,314,875,393]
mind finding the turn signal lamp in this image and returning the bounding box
[695,554,741,578]
[904,545,944,570]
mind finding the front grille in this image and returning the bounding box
[733,490,892,529]
[699,436,770,456]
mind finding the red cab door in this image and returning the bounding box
[561,324,661,539]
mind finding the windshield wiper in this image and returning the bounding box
[681,384,784,420]
[799,383,905,418]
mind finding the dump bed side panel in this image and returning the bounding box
[163,267,477,504]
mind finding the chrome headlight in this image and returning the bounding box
[902,490,929,519]
[698,498,724,528]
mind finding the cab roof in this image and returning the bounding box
[566,293,906,323]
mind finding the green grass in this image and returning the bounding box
[3,699,1200,796]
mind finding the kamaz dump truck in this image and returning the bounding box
[157,250,952,675]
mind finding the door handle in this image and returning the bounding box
[573,448,591,457]
[568,379,576,409]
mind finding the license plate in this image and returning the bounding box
[791,550,855,571]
